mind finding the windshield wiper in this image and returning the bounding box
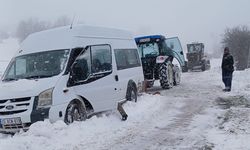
[24,75,53,79]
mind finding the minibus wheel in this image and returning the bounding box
[65,100,87,124]
[126,85,137,102]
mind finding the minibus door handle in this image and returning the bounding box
[63,88,69,93]
[115,75,119,81]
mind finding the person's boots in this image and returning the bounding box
[223,87,231,92]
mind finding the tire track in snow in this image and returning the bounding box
[97,95,185,150]
[104,71,221,150]
[108,97,208,150]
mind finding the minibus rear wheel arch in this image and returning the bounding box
[126,80,137,102]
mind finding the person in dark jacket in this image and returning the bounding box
[221,47,234,92]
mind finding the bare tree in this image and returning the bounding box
[16,16,71,43]
[16,18,49,42]
[52,16,71,28]
[222,25,250,70]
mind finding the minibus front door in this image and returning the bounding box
[69,45,119,111]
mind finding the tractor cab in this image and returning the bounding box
[135,35,185,89]
[136,35,174,58]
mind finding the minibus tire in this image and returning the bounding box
[64,100,87,124]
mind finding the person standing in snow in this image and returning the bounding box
[221,47,234,92]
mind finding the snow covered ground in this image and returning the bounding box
[0,48,250,149]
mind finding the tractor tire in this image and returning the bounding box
[159,62,173,89]
[173,65,181,86]
[201,62,206,71]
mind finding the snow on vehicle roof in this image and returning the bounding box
[17,25,134,56]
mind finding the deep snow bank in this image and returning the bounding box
[0,94,183,150]
[188,64,250,150]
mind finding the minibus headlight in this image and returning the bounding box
[37,88,53,109]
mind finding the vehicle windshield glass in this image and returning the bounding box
[138,43,159,58]
[188,44,202,53]
[3,49,70,81]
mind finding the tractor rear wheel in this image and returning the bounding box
[159,62,173,89]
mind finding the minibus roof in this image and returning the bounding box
[17,25,134,56]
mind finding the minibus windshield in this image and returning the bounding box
[3,49,70,81]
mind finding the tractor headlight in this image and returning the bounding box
[37,88,53,109]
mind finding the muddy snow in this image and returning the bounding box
[1,40,250,149]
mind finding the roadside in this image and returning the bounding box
[0,59,250,150]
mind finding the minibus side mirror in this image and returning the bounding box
[69,62,81,84]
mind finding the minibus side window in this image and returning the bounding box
[126,49,141,66]
[71,45,112,83]
[115,49,141,70]
[91,45,112,74]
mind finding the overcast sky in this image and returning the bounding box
[0,0,250,53]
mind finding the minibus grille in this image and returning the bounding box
[10,97,31,102]
[3,124,23,129]
[0,109,28,115]
[3,123,31,130]
[0,97,31,115]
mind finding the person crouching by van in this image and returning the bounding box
[221,47,234,92]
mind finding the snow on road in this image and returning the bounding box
[0,58,250,150]
[0,95,184,150]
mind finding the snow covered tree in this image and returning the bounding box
[16,16,71,43]
[52,16,71,28]
[16,18,48,42]
[222,25,250,70]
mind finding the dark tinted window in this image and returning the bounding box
[115,49,141,70]
[91,45,112,74]
[73,45,112,82]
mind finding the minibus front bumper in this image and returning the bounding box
[0,97,50,133]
